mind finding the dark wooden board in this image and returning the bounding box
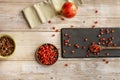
[61,28,120,58]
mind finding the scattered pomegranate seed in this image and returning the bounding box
[113,43,117,47]
[92,25,95,28]
[105,28,110,34]
[111,29,115,33]
[106,52,109,56]
[84,38,88,42]
[82,45,86,49]
[111,36,114,40]
[100,37,105,41]
[71,50,75,53]
[94,21,98,24]
[102,42,105,45]
[100,28,103,32]
[83,21,85,23]
[100,31,104,35]
[70,25,74,28]
[102,59,106,62]
[52,27,55,30]
[97,42,101,45]
[64,64,68,67]
[97,34,101,37]
[68,43,72,47]
[50,77,53,79]
[48,20,51,23]
[64,43,68,46]
[55,29,59,32]
[61,17,65,21]
[74,44,80,48]
[95,10,98,13]
[52,34,55,37]
[91,42,95,45]
[105,61,109,64]
[63,50,66,53]
[64,40,69,43]
[64,33,68,37]
[68,35,71,38]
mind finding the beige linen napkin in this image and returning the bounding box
[23,0,82,28]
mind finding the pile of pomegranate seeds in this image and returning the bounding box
[36,44,58,65]
[89,44,102,53]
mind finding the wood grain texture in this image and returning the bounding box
[0,0,120,80]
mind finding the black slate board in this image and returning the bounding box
[61,28,120,58]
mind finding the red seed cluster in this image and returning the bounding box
[89,44,102,53]
[37,44,58,65]
[102,59,109,64]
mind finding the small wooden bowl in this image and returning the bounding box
[35,43,59,65]
[0,34,16,58]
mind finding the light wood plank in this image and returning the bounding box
[0,61,119,80]
[0,32,120,61]
[1,3,120,30]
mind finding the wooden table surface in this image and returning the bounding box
[0,0,120,80]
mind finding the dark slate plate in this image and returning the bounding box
[61,28,120,58]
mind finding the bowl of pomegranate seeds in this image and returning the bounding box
[35,43,59,65]
[0,34,16,58]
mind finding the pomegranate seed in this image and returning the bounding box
[97,42,101,45]
[105,28,110,34]
[61,17,65,21]
[74,44,80,49]
[111,29,115,33]
[82,45,86,49]
[68,43,72,47]
[100,37,105,41]
[64,33,68,37]
[52,27,55,30]
[91,42,95,45]
[64,43,68,46]
[63,50,66,53]
[64,64,68,67]
[52,34,55,37]
[106,52,109,56]
[48,20,51,23]
[95,10,98,13]
[50,77,53,79]
[113,43,117,47]
[102,42,105,45]
[83,21,85,23]
[97,34,101,37]
[70,25,74,28]
[71,50,75,53]
[105,61,109,64]
[102,59,106,61]
[86,54,89,58]
[84,38,88,42]
[55,29,59,32]
[100,28,103,32]
[100,31,104,35]
[92,25,95,28]
[111,37,114,40]
[64,40,69,43]
[94,21,98,24]
[68,35,71,38]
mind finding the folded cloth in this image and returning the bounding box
[22,0,82,28]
